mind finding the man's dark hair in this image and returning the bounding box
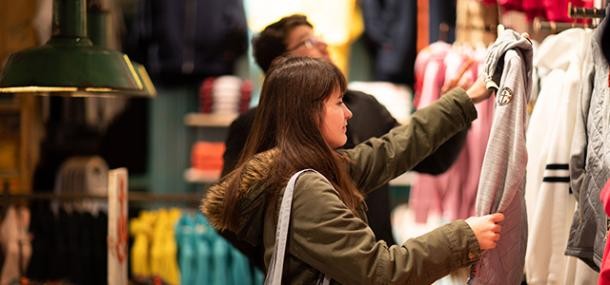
[252,14,312,73]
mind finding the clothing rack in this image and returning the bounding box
[532,3,606,34]
[532,17,593,34]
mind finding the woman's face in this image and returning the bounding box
[321,88,352,148]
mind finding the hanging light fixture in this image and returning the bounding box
[87,6,156,97]
[0,0,151,97]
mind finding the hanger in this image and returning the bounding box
[569,2,606,19]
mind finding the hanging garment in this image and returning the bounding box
[470,29,532,285]
[413,41,451,107]
[0,206,31,285]
[428,0,456,44]
[124,0,248,82]
[130,211,155,277]
[361,0,417,85]
[524,28,599,285]
[194,214,212,285]
[25,202,56,281]
[230,248,251,285]
[410,44,492,225]
[212,237,229,285]
[176,214,196,285]
[150,209,182,285]
[567,9,610,271]
[410,42,451,223]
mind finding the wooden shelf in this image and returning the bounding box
[184,113,238,127]
[184,168,221,184]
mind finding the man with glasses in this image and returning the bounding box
[220,14,465,268]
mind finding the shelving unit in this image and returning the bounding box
[184,168,220,184]
[184,113,238,128]
[184,112,236,186]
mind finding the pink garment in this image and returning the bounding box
[410,46,494,223]
[0,206,32,284]
[444,47,494,221]
[410,42,450,223]
[598,179,610,285]
[413,42,450,107]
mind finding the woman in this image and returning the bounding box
[202,56,503,284]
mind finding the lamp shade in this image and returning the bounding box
[0,0,149,96]
[88,8,156,97]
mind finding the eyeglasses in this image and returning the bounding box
[287,37,323,51]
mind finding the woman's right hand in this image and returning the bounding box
[465,76,494,104]
[465,213,504,250]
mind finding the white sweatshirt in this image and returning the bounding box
[524,28,598,285]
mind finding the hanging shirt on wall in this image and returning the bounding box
[469,29,532,285]
[360,0,417,85]
[123,0,248,83]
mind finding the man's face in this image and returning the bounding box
[285,25,330,61]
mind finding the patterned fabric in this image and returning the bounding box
[567,12,610,270]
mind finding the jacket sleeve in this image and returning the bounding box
[570,49,594,202]
[346,90,466,175]
[342,88,477,193]
[289,173,481,284]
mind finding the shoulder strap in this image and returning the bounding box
[265,169,331,285]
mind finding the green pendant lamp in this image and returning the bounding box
[88,7,156,97]
[0,0,151,97]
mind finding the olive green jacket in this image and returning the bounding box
[203,88,480,284]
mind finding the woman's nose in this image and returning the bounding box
[344,105,352,120]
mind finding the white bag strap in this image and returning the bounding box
[265,169,331,285]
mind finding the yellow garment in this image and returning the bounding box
[246,0,363,75]
[328,2,363,75]
[129,211,155,277]
[150,208,182,285]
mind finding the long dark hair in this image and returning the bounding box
[219,56,363,230]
